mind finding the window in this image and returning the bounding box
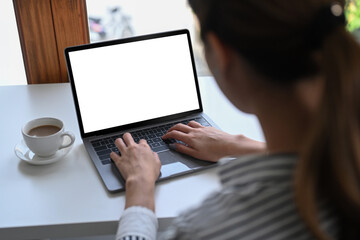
[0,0,26,85]
[86,0,210,75]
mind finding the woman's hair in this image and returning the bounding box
[188,0,360,239]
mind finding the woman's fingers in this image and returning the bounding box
[162,130,192,144]
[114,123,205,161]
[139,139,148,144]
[172,143,197,158]
[113,133,138,159]
[167,123,193,133]
[115,137,127,152]
[188,120,204,128]
[110,151,120,162]
[122,132,135,146]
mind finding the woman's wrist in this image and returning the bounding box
[125,177,156,211]
[228,134,266,156]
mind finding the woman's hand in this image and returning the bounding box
[162,121,266,162]
[110,133,161,211]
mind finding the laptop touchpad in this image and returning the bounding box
[158,151,191,178]
[160,162,190,178]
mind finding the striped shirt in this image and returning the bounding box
[116,154,338,240]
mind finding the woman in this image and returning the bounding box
[111,0,360,239]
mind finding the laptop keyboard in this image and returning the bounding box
[90,117,210,165]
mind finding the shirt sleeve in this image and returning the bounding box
[116,206,158,240]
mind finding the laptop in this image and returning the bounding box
[65,29,219,193]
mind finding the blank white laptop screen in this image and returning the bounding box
[68,34,200,134]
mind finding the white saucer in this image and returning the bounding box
[14,140,73,165]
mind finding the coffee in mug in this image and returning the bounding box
[28,125,61,137]
[22,117,75,157]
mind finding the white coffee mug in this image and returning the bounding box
[22,117,75,157]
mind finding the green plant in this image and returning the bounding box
[346,0,360,32]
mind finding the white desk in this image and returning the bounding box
[0,76,263,240]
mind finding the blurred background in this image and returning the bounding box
[346,0,360,40]
[1,0,360,86]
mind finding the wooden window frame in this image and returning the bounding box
[13,0,90,84]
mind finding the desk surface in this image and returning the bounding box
[0,76,263,240]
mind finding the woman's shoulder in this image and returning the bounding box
[161,153,338,240]
[217,153,298,189]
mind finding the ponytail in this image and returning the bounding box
[295,27,360,240]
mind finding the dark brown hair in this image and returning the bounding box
[188,0,360,239]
